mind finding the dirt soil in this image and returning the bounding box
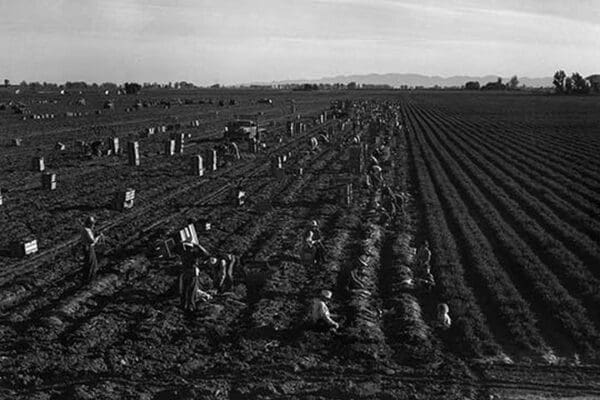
[0,90,599,399]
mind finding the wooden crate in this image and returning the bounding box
[178,223,199,245]
[164,140,175,156]
[127,141,140,166]
[32,157,45,172]
[172,133,184,154]
[107,137,119,154]
[206,149,217,171]
[41,173,56,190]
[11,239,38,258]
[339,183,353,207]
[113,188,135,211]
[190,155,204,176]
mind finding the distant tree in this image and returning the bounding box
[19,80,28,88]
[571,73,590,94]
[65,81,88,90]
[464,81,480,90]
[123,82,142,95]
[553,70,566,93]
[564,76,573,94]
[28,82,42,91]
[210,83,220,89]
[587,75,600,93]
[508,75,519,90]
[100,82,118,91]
[481,78,506,91]
[347,81,358,90]
[3,79,8,87]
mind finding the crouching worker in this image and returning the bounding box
[207,253,241,293]
[437,303,451,329]
[310,290,339,331]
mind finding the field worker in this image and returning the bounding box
[300,230,318,267]
[80,216,104,283]
[369,164,384,190]
[206,253,240,293]
[417,241,432,271]
[305,220,326,263]
[310,290,339,331]
[310,136,319,151]
[179,255,203,311]
[437,303,451,329]
[399,265,415,290]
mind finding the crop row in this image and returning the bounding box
[425,107,600,235]
[404,104,549,357]
[440,112,600,208]
[402,103,500,358]
[406,102,600,359]
[476,115,600,170]
[414,105,600,278]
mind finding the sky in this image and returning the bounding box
[0,0,599,85]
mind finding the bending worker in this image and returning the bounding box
[310,290,339,331]
[206,253,240,293]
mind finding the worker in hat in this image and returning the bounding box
[310,136,319,152]
[80,216,104,283]
[310,290,339,331]
[304,220,326,264]
[437,303,451,329]
[205,253,240,293]
[300,230,318,267]
[369,164,384,190]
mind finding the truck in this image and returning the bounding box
[224,119,267,141]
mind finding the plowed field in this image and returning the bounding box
[1,89,599,399]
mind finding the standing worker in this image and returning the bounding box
[80,216,104,284]
[300,230,318,267]
[179,246,202,311]
[305,220,326,263]
[369,164,384,190]
[310,290,339,331]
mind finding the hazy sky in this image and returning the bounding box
[1,0,599,85]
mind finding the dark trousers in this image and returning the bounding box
[180,273,201,311]
[315,242,326,263]
[217,255,238,293]
[83,246,98,283]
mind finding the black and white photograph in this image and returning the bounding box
[1,1,599,399]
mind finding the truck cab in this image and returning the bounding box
[224,119,258,141]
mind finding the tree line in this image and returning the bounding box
[464,76,520,91]
[553,70,599,94]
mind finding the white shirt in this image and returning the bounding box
[311,298,336,326]
[81,227,96,248]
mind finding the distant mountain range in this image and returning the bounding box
[249,73,553,88]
